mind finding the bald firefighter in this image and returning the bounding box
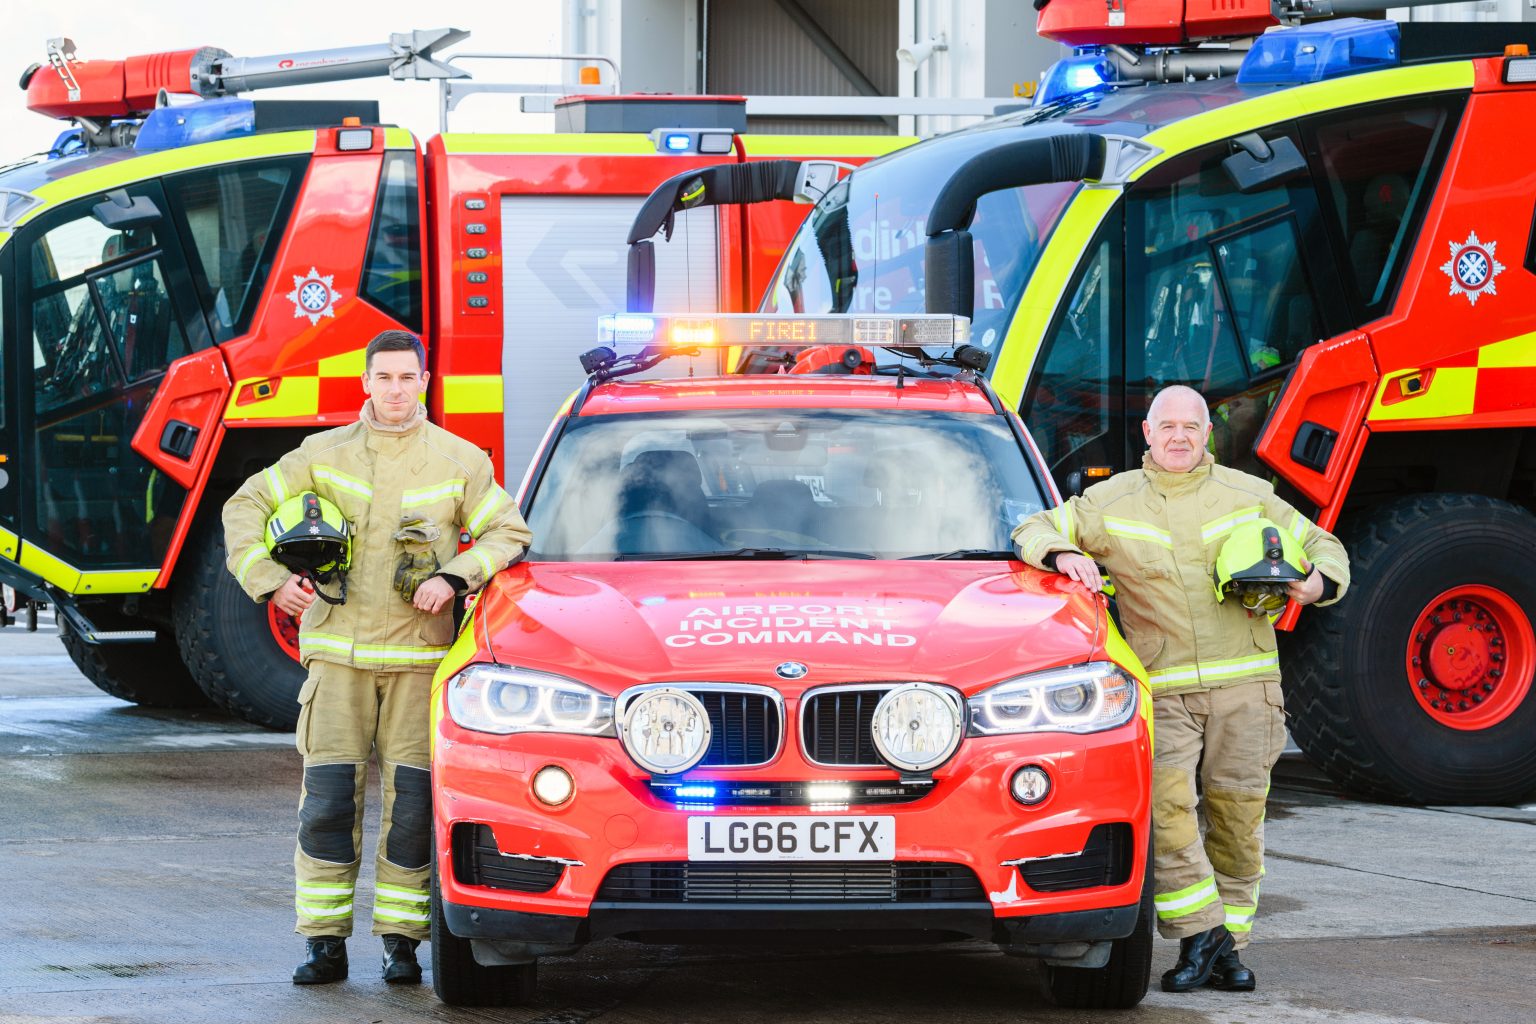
[223,330,531,985]
[1012,385,1348,993]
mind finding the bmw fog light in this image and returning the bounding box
[532,765,574,806]
[870,683,964,773]
[1011,765,1052,806]
[620,688,712,775]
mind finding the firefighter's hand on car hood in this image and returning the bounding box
[1055,552,1104,593]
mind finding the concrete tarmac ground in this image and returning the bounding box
[3,619,1535,1024]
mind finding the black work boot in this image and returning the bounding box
[1161,925,1235,992]
[292,936,348,984]
[381,934,422,984]
[1208,947,1257,991]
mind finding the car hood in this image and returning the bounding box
[470,561,1103,695]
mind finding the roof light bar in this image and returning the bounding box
[1237,18,1399,86]
[595,313,971,350]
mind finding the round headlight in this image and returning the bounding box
[870,683,963,773]
[532,765,574,806]
[619,688,712,775]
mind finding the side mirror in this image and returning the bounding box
[92,189,162,230]
[1221,134,1307,194]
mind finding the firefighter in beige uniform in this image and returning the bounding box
[223,332,531,985]
[1012,385,1348,993]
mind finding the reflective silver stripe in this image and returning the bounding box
[235,544,267,585]
[1288,511,1310,541]
[313,465,374,501]
[353,644,451,665]
[300,632,354,656]
[1201,504,1264,544]
[468,545,498,581]
[264,465,289,504]
[402,479,465,508]
[466,490,511,538]
[1103,516,1173,548]
[1148,651,1280,689]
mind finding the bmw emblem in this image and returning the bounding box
[775,662,809,680]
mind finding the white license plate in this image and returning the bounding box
[687,816,895,861]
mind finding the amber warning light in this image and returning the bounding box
[595,313,971,350]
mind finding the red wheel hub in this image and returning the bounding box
[268,603,302,663]
[1406,585,1534,731]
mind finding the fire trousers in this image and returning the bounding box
[1150,679,1287,950]
[292,662,433,941]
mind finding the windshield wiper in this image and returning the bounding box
[901,549,1018,561]
[617,547,878,561]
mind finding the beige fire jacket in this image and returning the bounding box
[1012,452,1349,697]
[223,412,531,670]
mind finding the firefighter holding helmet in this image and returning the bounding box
[1012,384,1349,993]
[223,330,531,986]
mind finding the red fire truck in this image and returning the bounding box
[626,5,1536,805]
[0,30,907,730]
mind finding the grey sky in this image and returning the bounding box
[3,2,563,159]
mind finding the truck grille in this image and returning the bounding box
[800,687,891,766]
[597,862,983,903]
[1019,823,1134,892]
[690,689,782,767]
[451,823,565,894]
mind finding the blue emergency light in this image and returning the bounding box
[673,785,718,799]
[1237,18,1400,85]
[134,97,256,152]
[1035,52,1113,107]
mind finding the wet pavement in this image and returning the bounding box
[3,619,1535,1024]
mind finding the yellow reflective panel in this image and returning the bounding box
[17,543,158,594]
[1369,366,1477,422]
[990,187,1119,407]
[0,527,18,561]
[1477,331,1536,369]
[224,376,321,421]
[1102,619,1154,748]
[383,127,418,151]
[442,375,504,414]
[318,349,367,377]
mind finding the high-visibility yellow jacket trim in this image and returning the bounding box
[1012,451,1349,697]
[223,412,532,671]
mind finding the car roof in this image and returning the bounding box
[578,374,999,416]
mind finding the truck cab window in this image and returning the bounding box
[1126,131,1327,477]
[1304,97,1460,318]
[1024,213,1123,484]
[22,190,192,568]
[164,156,306,341]
[360,151,422,332]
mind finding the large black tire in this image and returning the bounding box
[171,528,306,730]
[58,617,210,708]
[1044,861,1153,1009]
[1286,493,1536,804]
[430,864,537,1007]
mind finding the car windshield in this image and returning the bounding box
[525,408,1048,561]
[761,135,1079,356]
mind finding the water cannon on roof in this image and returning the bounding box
[1032,0,1466,96]
[19,29,469,148]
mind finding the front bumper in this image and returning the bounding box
[434,709,1151,957]
[444,893,1141,949]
